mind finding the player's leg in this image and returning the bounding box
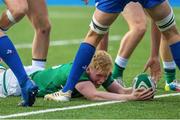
[97,33,109,51]
[160,36,178,91]
[151,21,175,89]
[0,32,38,106]
[112,2,147,84]
[145,0,180,69]
[0,0,38,106]
[0,0,28,31]
[160,39,176,85]
[26,0,51,69]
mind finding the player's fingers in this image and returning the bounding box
[152,71,157,82]
[142,90,155,100]
[155,72,160,82]
[136,88,146,93]
[140,88,152,97]
[139,88,154,100]
[151,71,154,80]
[143,63,149,72]
[154,69,161,82]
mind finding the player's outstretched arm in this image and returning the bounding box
[75,81,154,101]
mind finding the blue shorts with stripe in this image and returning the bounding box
[95,0,165,13]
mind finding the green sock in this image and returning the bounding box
[112,63,125,79]
[164,69,176,84]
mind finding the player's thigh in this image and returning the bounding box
[5,0,28,13]
[27,0,49,27]
[94,8,119,26]
[145,0,171,21]
[122,2,147,28]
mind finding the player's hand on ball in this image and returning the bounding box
[132,88,155,100]
[144,56,161,83]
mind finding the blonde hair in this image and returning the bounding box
[89,50,113,74]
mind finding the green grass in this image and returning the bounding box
[0,6,180,119]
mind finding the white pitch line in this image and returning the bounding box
[0,101,125,119]
[15,35,121,49]
[0,93,180,119]
[154,92,180,98]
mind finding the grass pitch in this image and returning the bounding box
[0,6,180,119]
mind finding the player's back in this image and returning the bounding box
[31,63,72,96]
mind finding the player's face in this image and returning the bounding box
[87,68,110,88]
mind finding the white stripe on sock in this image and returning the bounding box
[115,56,128,68]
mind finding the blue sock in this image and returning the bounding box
[170,41,180,69]
[62,42,96,92]
[0,36,29,87]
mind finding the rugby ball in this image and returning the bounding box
[133,73,155,90]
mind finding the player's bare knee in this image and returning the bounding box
[136,25,146,35]
[36,22,51,36]
[35,18,51,35]
[156,8,176,32]
[131,24,147,38]
[132,20,147,35]
[44,21,51,34]
[89,15,109,36]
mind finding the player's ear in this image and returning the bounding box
[109,71,112,76]
[86,67,90,73]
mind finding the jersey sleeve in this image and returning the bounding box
[71,72,90,98]
[78,72,90,82]
[102,75,114,89]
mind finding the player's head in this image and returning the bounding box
[87,50,113,87]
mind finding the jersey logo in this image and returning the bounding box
[82,65,87,70]
[6,49,13,55]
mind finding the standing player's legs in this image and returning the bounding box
[146,0,180,69]
[26,0,51,69]
[151,21,177,90]
[112,2,147,84]
[0,0,38,106]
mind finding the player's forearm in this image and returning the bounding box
[87,91,133,101]
[115,87,132,94]
[121,87,132,94]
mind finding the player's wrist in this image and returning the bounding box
[126,94,135,101]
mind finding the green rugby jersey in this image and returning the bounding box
[30,63,114,97]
